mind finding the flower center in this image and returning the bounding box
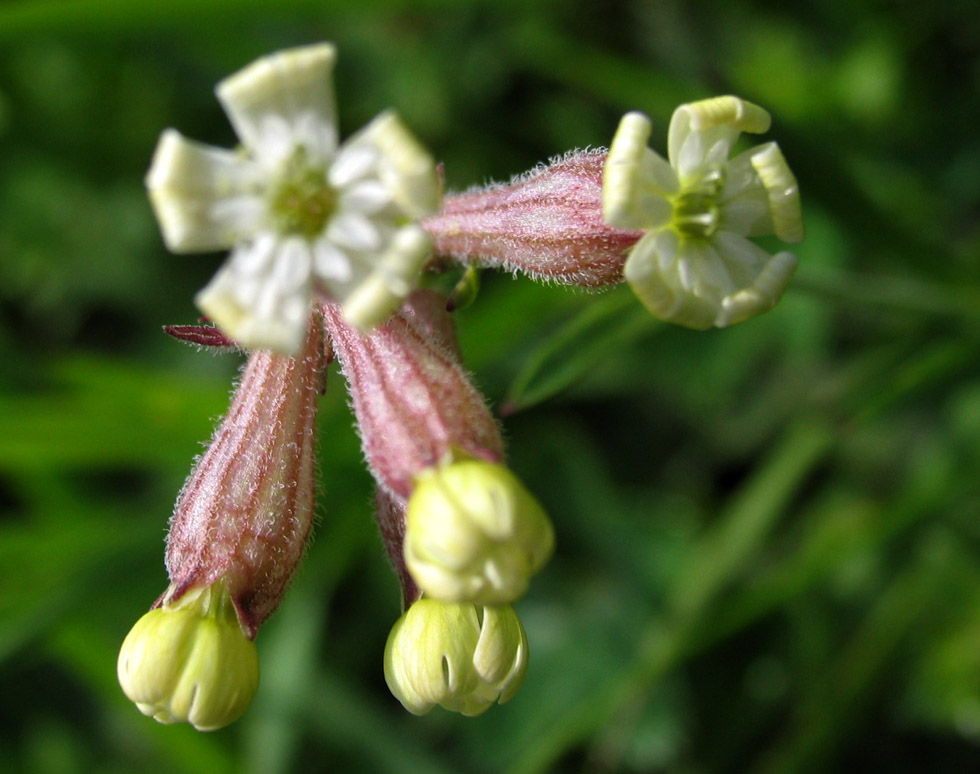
[270,147,337,238]
[671,168,724,241]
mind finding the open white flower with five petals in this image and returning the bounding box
[146,43,441,354]
[603,95,803,329]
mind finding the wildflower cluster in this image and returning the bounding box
[119,43,803,729]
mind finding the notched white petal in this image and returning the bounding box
[668,96,770,173]
[751,142,804,243]
[352,110,441,219]
[326,212,382,252]
[312,237,352,282]
[625,231,718,329]
[603,112,678,230]
[196,240,313,354]
[146,129,262,252]
[217,43,338,163]
[716,251,798,327]
[340,224,431,330]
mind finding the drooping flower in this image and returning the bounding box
[384,598,528,716]
[322,290,505,500]
[117,581,259,732]
[323,291,554,605]
[146,43,441,354]
[161,314,324,638]
[119,316,324,729]
[603,95,804,328]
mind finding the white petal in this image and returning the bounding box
[750,142,804,243]
[252,114,294,168]
[721,198,769,236]
[327,212,381,252]
[654,229,679,272]
[328,144,378,187]
[716,251,798,327]
[603,112,678,230]
[216,44,338,165]
[676,130,706,182]
[676,249,696,292]
[685,241,735,297]
[208,196,267,236]
[704,136,733,168]
[624,232,728,330]
[668,96,770,167]
[339,180,392,214]
[312,237,352,282]
[624,232,695,325]
[229,231,278,276]
[340,224,431,330]
[721,147,762,199]
[195,239,313,354]
[271,237,313,292]
[343,111,441,218]
[714,230,769,269]
[146,129,263,252]
[720,149,773,236]
[713,230,770,288]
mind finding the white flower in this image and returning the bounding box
[603,95,804,329]
[146,43,441,354]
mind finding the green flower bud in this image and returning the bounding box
[404,459,554,604]
[384,599,528,716]
[117,582,259,732]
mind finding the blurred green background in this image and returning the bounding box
[2,0,980,771]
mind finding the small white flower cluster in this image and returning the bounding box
[128,44,807,732]
[147,43,440,354]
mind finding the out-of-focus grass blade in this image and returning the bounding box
[305,672,455,774]
[795,270,980,323]
[0,355,229,472]
[0,0,528,39]
[668,418,835,617]
[502,288,657,414]
[753,530,964,774]
[241,501,376,774]
[507,416,833,774]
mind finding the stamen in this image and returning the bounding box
[671,167,726,241]
[270,147,337,238]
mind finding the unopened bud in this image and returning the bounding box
[384,599,528,716]
[405,458,554,605]
[117,582,259,731]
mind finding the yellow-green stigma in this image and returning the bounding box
[671,172,724,241]
[271,148,337,238]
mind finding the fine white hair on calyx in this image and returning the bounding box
[448,147,610,198]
